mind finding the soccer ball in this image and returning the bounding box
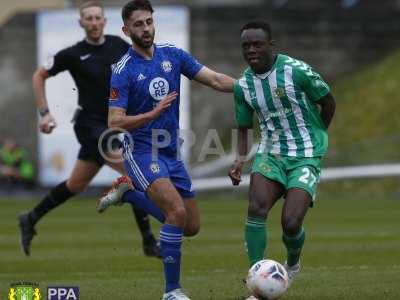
[246,259,289,300]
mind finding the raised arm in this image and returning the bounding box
[108,92,178,131]
[193,66,235,93]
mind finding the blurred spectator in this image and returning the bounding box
[0,139,34,187]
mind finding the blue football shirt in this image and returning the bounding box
[109,44,203,156]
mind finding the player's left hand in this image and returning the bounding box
[229,160,243,186]
[39,113,57,134]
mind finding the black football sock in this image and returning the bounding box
[131,205,153,239]
[29,181,75,226]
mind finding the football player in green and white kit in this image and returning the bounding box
[229,21,336,295]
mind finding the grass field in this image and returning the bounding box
[1,189,400,299]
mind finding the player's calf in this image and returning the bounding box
[182,200,200,237]
[183,222,200,237]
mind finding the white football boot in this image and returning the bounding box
[161,288,191,300]
[245,296,259,300]
[283,260,301,287]
[96,175,132,213]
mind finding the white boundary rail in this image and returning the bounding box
[192,163,400,191]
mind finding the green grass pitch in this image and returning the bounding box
[1,191,399,299]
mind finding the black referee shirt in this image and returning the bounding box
[45,34,129,125]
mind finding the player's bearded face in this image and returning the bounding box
[125,11,155,49]
[241,29,272,73]
[80,7,106,41]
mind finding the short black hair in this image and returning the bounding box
[122,0,154,23]
[79,1,104,17]
[241,21,272,41]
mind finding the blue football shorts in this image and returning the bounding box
[122,145,195,199]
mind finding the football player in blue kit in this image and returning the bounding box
[18,0,160,258]
[96,0,235,299]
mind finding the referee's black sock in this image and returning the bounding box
[131,205,153,239]
[28,181,75,226]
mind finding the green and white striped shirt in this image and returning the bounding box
[234,54,330,158]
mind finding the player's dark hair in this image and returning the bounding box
[122,0,154,23]
[79,1,104,16]
[241,21,273,41]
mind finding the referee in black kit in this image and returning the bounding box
[18,1,160,258]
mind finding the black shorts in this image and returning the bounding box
[73,123,121,166]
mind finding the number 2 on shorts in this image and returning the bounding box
[298,167,317,187]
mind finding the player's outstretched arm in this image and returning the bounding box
[32,67,57,134]
[229,127,251,185]
[317,92,336,129]
[108,92,178,131]
[193,66,235,93]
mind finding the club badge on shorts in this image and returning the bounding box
[150,162,160,174]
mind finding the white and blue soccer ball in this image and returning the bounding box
[246,259,289,300]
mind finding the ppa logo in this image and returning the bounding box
[47,287,79,300]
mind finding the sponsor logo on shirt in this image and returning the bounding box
[109,88,119,101]
[161,60,173,73]
[80,54,91,61]
[149,77,169,101]
[268,107,293,118]
[137,73,146,81]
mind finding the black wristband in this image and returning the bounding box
[39,107,50,117]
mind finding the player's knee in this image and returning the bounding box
[248,193,268,218]
[282,216,302,236]
[165,206,187,228]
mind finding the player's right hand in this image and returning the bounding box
[229,160,243,186]
[150,92,178,119]
[39,113,57,134]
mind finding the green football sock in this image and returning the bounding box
[245,217,267,267]
[282,227,305,267]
